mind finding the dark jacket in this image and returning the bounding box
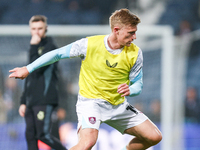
[21,37,59,107]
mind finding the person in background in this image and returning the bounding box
[9,9,162,150]
[177,20,191,36]
[148,99,161,123]
[18,15,67,150]
[0,66,6,124]
[184,87,200,123]
[3,78,21,123]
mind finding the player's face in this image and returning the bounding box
[30,21,47,38]
[117,25,137,47]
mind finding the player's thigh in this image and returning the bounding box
[78,127,99,147]
[124,119,162,140]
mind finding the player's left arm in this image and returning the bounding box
[118,70,143,97]
[117,49,143,97]
[128,48,143,96]
[129,70,143,97]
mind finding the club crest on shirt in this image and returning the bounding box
[89,117,96,124]
[37,111,45,120]
[38,46,44,55]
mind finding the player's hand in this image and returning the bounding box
[19,104,26,117]
[30,34,41,45]
[117,83,130,97]
[9,66,29,80]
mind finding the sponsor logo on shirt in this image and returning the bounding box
[106,60,118,68]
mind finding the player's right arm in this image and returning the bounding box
[9,67,30,79]
[9,38,88,79]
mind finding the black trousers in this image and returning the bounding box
[25,105,67,150]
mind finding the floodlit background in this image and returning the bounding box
[0,0,200,150]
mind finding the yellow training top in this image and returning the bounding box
[79,35,139,105]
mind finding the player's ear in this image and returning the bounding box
[113,26,120,34]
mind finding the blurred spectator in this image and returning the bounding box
[0,66,6,124]
[0,66,4,94]
[51,107,67,139]
[3,78,21,123]
[148,99,161,123]
[31,0,43,3]
[133,101,144,113]
[0,0,116,24]
[51,0,65,2]
[184,87,200,123]
[59,122,74,148]
[0,90,7,124]
[177,20,191,36]
[80,0,98,11]
[68,0,79,12]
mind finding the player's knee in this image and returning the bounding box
[148,132,162,146]
[78,138,96,150]
[83,140,96,150]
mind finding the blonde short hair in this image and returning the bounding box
[109,9,141,30]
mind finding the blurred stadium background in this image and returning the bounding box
[0,0,200,150]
